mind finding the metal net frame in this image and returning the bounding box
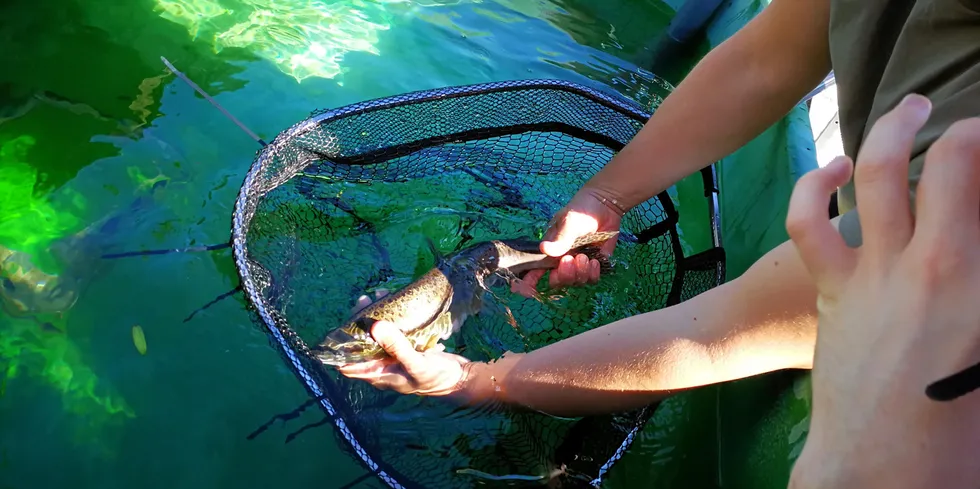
[230,79,726,488]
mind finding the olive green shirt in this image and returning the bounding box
[830,0,980,246]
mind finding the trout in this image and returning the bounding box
[314,231,618,366]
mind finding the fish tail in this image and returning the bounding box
[568,230,619,249]
[572,244,614,275]
[568,231,617,274]
[494,231,618,276]
[496,231,618,256]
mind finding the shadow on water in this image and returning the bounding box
[0,0,257,190]
[1,0,433,485]
[0,0,267,313]
[0,0,272,474]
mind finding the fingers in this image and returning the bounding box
[343,372,415,394]
[541,210,598,257]
[516,252,602,293]
[573,254,591,284]
[351,289,390,314]
[353,296,372,313]
[786,156,856,286]
[511,270,543,298]
[915,117,980,243]
[337,357,394,376]
[549,256,574,286]
[370,321,429,379]
[337,356,418,394]
[547,254,598,287]
[851,94,932,254]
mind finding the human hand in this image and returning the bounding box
[511,187,624,297]
[786,94,980,487]
[336,290,473,397]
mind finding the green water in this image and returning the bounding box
[0,0,723,487]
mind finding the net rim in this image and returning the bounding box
[229,78,720,489]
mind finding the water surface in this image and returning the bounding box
[0,1,718,487]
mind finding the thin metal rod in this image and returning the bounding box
[161,56,267,147]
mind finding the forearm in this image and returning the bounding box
[462,315,721,417]
[461,239,820,417]
[587,0,832,210]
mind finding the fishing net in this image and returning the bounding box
[231,79,726,488]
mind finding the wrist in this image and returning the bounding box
[455,353,523,406]
[584,146,665,212]
[579,182,631,217]
[453,362,487,404]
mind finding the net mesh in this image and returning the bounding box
[231,79,725,488]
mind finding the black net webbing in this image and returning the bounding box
[231,79,725,489]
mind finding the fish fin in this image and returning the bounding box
[569,231,619,249]
[568,231,618,275]
[572,245,614,275]
[479,291,531,350]
[423,331,441,351]
[450,274,484,317]
[408,313,454,352]
[424,236,445,265]
[481,273,507,290]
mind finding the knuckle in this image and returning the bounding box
[786,179,820,240]
[915,238,968,285]
[930,118,980,163]
[853,150,899,186]
[853,117,912,184]
[785,213,811,242]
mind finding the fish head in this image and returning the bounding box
[456,241,502,273]
[0,251,79,317]
[313,317,387,367]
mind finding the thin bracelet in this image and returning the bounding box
[453,362,478,396]
[596,195,628,216]
[453,362,505,403]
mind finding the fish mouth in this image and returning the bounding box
[313,327,383,367]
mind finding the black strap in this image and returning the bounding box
[926,361,980,402]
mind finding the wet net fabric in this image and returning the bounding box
[231,80,726,488]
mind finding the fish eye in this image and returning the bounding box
[1,277,15,293]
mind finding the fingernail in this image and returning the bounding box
[371,321,392,341]
[900,93,932,122]
[826,156,851,175]
[542,242,566,256]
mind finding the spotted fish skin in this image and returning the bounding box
[313,231,618,366]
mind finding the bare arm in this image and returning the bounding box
[340,0,834,415]
[588,0,832,209]
[461,222,830,417]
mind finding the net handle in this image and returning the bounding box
[161,56,268,147]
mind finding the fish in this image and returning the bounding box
[313,231,619,366]
[0,249,80,317]
[0,182,167,319]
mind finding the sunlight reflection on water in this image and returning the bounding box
[154,0,482,83]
